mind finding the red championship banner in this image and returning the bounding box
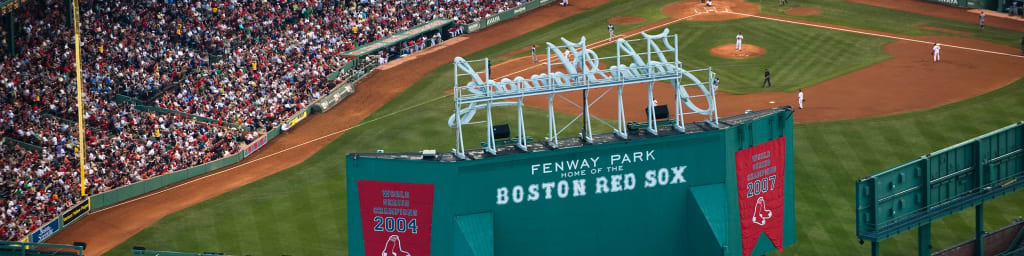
[359,180,434,256]
[734,137,786,256]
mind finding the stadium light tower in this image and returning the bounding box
[72,0,86,196]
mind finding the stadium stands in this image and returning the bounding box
[1,0,535,242]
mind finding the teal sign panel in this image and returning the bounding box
[857,122,1024,241]
[348,108,796,256]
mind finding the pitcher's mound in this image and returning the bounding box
[710,44,765,59]
[608,16,645,25]
[784,7,821,16]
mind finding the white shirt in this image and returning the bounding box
[933,44,940,53]
[798,91,804,100]
[736,34,743,41]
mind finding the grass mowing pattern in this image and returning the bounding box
[112,76,1024,256]
[110,0,1023,254]
[755,0,1023,47]
[781,78,1024,255]
[590,17,891,94]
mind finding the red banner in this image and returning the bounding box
[243,136,268,158]
[734,137,786,256]
[358,180,435,256]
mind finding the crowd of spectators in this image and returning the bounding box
[1,0,537,242]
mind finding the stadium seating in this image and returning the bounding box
[1,0,533,242]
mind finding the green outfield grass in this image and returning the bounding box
[778,77,1024,255]
[590,17,892,94]
[109,0,1024,255]
[755,0,1024,47]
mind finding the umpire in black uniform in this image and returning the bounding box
[762,69,772,88]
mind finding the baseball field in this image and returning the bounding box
[47,0,1024,255]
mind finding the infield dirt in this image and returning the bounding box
[46,0,1024,254]
[710,44,766,58]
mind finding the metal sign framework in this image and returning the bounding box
[449,29,719,159]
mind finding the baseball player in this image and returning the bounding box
[979,11,985,30]
[608,24,615,41]
[531,44,538,63]
[797,89,804,109]
[736,33,744,51]
[932,43,941,63]
[762,69,772,88]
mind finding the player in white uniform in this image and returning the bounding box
[736,33,744,51]
[608,24,615,41]
[797,89,804,109]
[531,44,537,63]
[932,43,941,62]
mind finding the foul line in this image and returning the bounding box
[92,93,452,214]
[493,12,707,80]
[726,11,1024,59]
[97,9,1022,214]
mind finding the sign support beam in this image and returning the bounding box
[919,223,931,256]
[449,30,718,158]
[976,203,985,256]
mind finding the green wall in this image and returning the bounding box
[347,108,796,256]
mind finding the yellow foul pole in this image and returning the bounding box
[72,0,86,196]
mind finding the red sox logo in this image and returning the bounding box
[752,196,773,226]
[381,235,411,256]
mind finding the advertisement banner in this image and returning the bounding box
[464,0,553,33]
[735,137,786,256]
[30,219,59,243]
[288,109,308,128]
[243,135,268,158]
[358,180,435,256]
[61,199,90,226]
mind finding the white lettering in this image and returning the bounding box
[512,185,524,203]
[671,166,687,184]
[595,176,609,194]
[572,179,586,197]
[496,187,509,205]
[542,182,556,199]
[500,165,689,205]
[624,173,636,190]
[658,168,670,185]
[645,170,657,188]
[557,180,570,198]
[610,174,623,192]
[528,184,540,201]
